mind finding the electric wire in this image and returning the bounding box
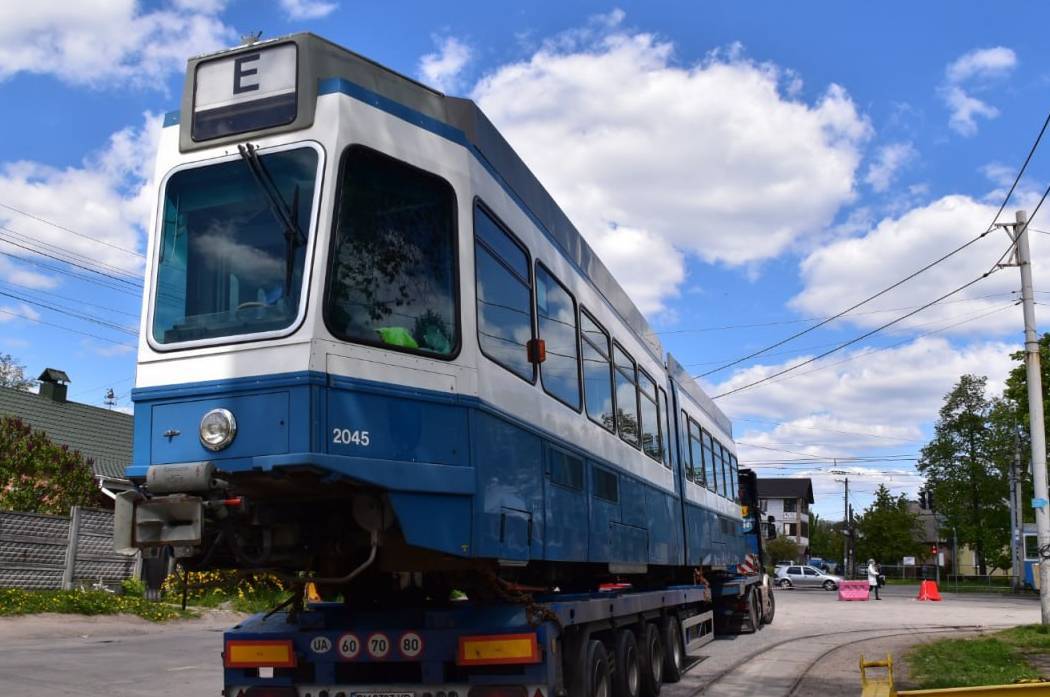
[711,263,1007,399]
[0,200,144,257]
[0,306,136,348]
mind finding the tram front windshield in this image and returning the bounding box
[152,147,318,345]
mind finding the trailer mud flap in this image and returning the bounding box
[113,489,203,553]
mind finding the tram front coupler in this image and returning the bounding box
[113,462,230,558]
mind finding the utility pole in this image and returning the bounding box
[1001,209,1050,623]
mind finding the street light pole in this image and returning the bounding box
[1004,209,1050,623]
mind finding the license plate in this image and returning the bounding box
[352,693,414,697]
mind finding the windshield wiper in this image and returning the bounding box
[238,142,306,296]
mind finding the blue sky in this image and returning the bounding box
[2,1,1049,518]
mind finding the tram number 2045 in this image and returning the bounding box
[332,428,370,446]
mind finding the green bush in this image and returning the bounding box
[161,569,290,613]
[121,578,146,598]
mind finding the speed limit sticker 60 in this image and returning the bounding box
[337,633,361,660]
[399,631,423,658]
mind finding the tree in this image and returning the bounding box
[765,536,801,564]
[917,375,1010,575]
[0,354,35,391]
[0,417,105,514]
[854,484,924,565]
[809,513,844,562]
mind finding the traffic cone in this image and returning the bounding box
[917,580,943,601]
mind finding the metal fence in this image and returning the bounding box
[0,507,138,590]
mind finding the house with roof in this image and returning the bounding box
[756,477,815,556]
[0,369,132,496]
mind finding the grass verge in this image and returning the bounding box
[906,625,1049,689]
[0,588,193,622]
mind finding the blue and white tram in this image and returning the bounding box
[116,33,745,591]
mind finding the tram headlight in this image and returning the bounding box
[199,408,237,451]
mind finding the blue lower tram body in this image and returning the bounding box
[129,370,744,571]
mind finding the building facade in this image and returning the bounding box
[757,478,815,557]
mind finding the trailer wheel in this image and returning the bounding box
[638,623,663,697]
[587,639,611,697]
[761,586,776,625]
[612,629,641,697]
[743,589,759,634]
[568,638,611,697]
[659,616,684,683]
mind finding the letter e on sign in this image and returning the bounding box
[233,54,261,94]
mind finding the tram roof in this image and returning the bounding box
[180,32,664,361]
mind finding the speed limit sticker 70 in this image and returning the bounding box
[337,633,361,660]
[366,632,391,659]
[399,631,423,658]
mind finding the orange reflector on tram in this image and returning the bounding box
[457,633,540,665]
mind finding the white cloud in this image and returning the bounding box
[865,142,916,192]
[946,47,1017,84]
[0,303,41,323]
[940,47,1016,137]
[0,112,163,287]
[418,36,472,93]
[471,18,870,312]
[791,192,1048,336]
[0,0,235,88]
[279,0,338,20]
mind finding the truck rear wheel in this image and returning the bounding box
[659,616,684,683]
[638,623,664,697]
[612,629,641,697]
[568,638,611,697]
[762,586,776,625]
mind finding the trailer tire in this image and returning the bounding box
[761,586,776,625]
[612,629,641,697]
[567,638,611,697]
[659,616,684,683]
[638,623,663,697]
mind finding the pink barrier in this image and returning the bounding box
[838,580,871,601]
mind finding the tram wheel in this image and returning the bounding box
[638,623,664,697]
[612,629,641,697]
[659,615,684,683]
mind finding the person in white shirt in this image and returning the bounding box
[867,559,881,600]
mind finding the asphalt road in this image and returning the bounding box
[0,586,1039,696]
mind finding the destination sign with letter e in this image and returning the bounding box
[192,43,298,141]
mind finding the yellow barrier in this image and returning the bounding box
[861,655,898,697]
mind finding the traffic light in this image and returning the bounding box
[927,489,934,510]
[919,490,927,509]
[930,545,938,555]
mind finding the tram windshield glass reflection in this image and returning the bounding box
[152,147,318,345]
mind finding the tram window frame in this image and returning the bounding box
[322,145,461,360]
[580,307,616,433]
[688,418,705,485]
[659,387,673,470]
[702,430,717,494]
[535,262,582,412]
[548,448,585,491]
[612,342,641,449]
[473,200,536,383]
[729,453,739,501]
[638,369,661,463]
[715,441,729,498]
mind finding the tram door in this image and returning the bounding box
[543,445,588,561]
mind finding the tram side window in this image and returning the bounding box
[536,265,580,410]
[593,466,619,503]
[613,344,640,448]
[729,453,739,501]
[716,442,729,498]
[325,147,458,357]
[688,419,704,484]
[659,388,672,469]
[580,309,615,431]
[549,449,584,490]
[474,206,534,380]
[639,371,661,462]
[702,431,717,493]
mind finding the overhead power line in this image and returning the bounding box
[0,306,136,348]
[711,263,1006,400]
[696,109,1050,379]
[0,200,144,258]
